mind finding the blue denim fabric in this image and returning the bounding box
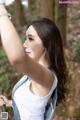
[12,99,21,120]
[12,76,28,120]
[44,88,57,120]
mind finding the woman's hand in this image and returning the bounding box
[0,95,12,107]
[0,97,5,106]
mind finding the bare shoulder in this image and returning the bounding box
[14,55,55,92]
[30,67,55,96]
[27,56,55,88]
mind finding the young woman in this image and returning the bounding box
[0,4,68,120]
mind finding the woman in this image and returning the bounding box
[0,4,68,120]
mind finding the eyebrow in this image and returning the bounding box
[27,34,35,38]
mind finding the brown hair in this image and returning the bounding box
[28,18,68,103]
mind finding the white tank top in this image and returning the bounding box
[13,73,57,120]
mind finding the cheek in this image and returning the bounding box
[32,44,44,56]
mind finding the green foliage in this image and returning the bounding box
[0,48,7,59]
[6,4,15,15]
[72,40,80,58]
[0,75,9,92]
[0,48,8,92]
[0,47,21,94]
[6,4,16,23]
[0,47,14,116]
[70,14,80,21]
[21,35,26,43]
[0,48,14,93]
[0,49,8,66]
[28,1,41,21]
[75,46,80,57]
[28,0,37,14]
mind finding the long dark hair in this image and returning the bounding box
[28,18,68,103]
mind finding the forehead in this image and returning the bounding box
[26,25,38,36]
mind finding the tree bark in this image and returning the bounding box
[55,3,67,46]
[14,0,26,27]
[28,0,55,20]
[36,0,55,20]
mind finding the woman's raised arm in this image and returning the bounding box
[0,5,54,88]
[0,5,26,65]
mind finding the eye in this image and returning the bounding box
[29,37,34,41]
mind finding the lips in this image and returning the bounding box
[25,50,31,54]
[23,46,31,54]
[26,52,31,54]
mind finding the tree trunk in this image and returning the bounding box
[36,0,55,21]
[28,0,37,19]
[28,0,55,20]
[14,0,26,27]
[55,3,67,46]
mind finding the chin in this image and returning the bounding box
[29,55,35,59]
[27,53,37,61]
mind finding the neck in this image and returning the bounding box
[38,52,49,68]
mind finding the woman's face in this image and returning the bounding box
[23,25,44,61]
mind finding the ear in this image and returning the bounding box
[42,48,46,55]
[43,48,50,63]
[42,48,47,58]
[43,47,46,52]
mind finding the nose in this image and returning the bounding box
[23,40,27,48]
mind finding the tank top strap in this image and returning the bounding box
[48,70,58,97]
[12,75,28,97]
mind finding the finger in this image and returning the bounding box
[0,95,5,100]
[0,99,5,106]
[2,96,8,102]
[0,95,7,100]
[0,95,8,103]
[0,95,3,97]
[0,95,4,99]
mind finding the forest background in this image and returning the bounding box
[0,0,80,120]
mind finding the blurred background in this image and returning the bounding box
[0,0,80,120]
